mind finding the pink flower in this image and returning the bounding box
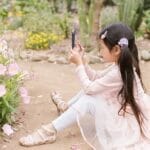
[7,63,20,76]
[70,144,81,150]
[2,124,14,136]
[0,85,6,97]
[22,96,30,104]
[0,64,6,75]
[19,87,28,97]
[19,87,30,104]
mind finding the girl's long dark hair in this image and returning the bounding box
[99,23,145,135]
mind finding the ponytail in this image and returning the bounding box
[118,45,144,134]
[130,43,145,89]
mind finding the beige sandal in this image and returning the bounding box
[19,123,57,147]
[51,91,68,115]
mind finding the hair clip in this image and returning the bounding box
[118,38,128,47]
[101,31,107,39]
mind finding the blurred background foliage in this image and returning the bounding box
[0,0,149,50]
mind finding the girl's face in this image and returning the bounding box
[99,40,120,63]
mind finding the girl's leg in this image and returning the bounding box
[19,95,95,147]
[67,90,84,107]
[52,94,95,132]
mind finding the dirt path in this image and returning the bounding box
[0,61,150,150]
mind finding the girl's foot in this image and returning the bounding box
[51,91,68,115]
[19,123,57,147]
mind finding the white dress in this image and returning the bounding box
[73,63,150,150]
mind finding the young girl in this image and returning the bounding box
[19,23,150,149]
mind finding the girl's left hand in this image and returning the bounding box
[69,49,83,66]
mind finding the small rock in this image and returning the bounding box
[31,54,49,61]
[1,145,7,149]
[13,127,19,132]
[48,55,57,63]
[3,138,11,143]
[141,50,150,61]
[56,57,68,64]
[17,123,24,128]
[48,55,68,64]
[68,131,76,137]
[37,95,43,98]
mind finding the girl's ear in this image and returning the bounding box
[112,45,121,56]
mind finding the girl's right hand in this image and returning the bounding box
[69,42,87,65]
[77,43,88,64]
[77,42,84,58]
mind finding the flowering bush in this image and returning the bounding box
[0,39,30,135]
[25,32,64,50]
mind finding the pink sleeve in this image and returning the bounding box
[76,65,120,95]
[84,65,103,81]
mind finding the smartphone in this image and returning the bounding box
[72,30,76,49]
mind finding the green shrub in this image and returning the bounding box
[14,0,52,15]
[0,0,9,20]
[23,11,70,38]
[7,16,23,30]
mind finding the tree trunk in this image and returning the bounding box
[91,0,104,39]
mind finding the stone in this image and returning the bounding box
[56,57,68,64]
[48,55,68,64]
[141,50,150,61]
[31,54,49,62]
[1,145,7,149]
[48,55,57,63]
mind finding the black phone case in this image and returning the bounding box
[72,31,76,49]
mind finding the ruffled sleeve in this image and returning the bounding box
[84,65,103,81]
[76,64,121,95]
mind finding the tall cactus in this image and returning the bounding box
[113,0,144,31]
[77,0,104,49]
[144,0,150,10]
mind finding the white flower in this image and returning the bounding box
[2,124,14,136]
[0,85,6,97]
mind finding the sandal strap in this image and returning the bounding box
[51,91,68,113]
[51,92,63,104]
[27,135,34,145]
[41,125,55,135]
[57,100,66,107]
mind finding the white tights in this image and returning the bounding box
[52,91,96,132]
